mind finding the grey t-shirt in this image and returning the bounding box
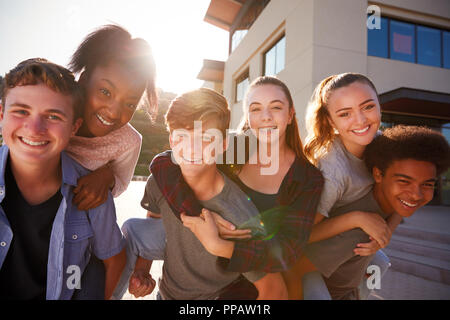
[304,189,390,298]
[143,173,265,300]
[317,137,374,217]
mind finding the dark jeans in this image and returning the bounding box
[71,255,105,300]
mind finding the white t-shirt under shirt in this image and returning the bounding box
[316,136,374,217]
[65,123,142,197]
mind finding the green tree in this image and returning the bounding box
[130,89,176,176]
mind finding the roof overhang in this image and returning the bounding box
[379,87,450,120]
[197,59,225,82]
[204,0,245,31]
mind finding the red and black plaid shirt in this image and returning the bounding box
[149,150,324,273]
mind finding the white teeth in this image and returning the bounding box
[400,199,418,208]
[182,156,202,163]
[352,126,369,134]
[259,126,277,132]
[96,113,114,126]
[21,137,48,146]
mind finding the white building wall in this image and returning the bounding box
[222,0,450,139]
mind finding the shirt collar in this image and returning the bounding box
[0,146,78,191]
[60,151,79,187]
[285,156,309,184]
[0,145,8,189]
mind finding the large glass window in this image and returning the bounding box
[444,31,450,69]
[417,26,441,67]
[367,17,388,58]
[235,71,249,103]
[231,30,248,52]
[264,36,285,76]
[390,20,415,63]
[368,17,450,69]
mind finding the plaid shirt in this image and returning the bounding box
[149,150,324,273]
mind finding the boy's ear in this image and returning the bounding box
[168,133,174,149]
[0,103,4,122]
[71,118,83,137]
[372,167,383,183]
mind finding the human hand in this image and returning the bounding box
[357,212,391,248]
[354,237,382,256]
[147,211,162,219]
[209,211,252,240]
[181,209,234,258]
[73,165,115,210]
[128,269,156,298]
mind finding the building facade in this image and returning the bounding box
[198,0,450,205]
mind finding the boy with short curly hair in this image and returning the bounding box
[304,125,450,299]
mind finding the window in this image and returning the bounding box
[368,17,450,69]
[390,20,415,63]
[235,71,249,103]
[444,31,450,69]
[264,36,285,76]
[367,17,388,58]
[417,26,441,67]
[232,30,248,52]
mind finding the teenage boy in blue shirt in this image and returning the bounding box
[0,58,126,300]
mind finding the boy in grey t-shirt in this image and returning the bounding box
[117,88,288,299]
[144,172,265,299]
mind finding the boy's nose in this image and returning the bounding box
[26,116,47,134]
[409,184,424,201]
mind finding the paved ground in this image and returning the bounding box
[114,181,450,300]
[368,269,450,300]
[114,181,161,300]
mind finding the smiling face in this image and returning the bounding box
[169,119,226,178]
[246,84,293,144]
[326,81,381,157]
[78,62,146,137]
[373,159,437,217]
[0,83,81,167]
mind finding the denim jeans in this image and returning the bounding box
[112,217,166,299]
[358,249,391,299]
[71,255,105,300]
[302,250,391,300]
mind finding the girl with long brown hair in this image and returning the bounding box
[284,73,402,299]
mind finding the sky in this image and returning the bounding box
[0,0,229,94]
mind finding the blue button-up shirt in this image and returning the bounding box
[0,146,125,299]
